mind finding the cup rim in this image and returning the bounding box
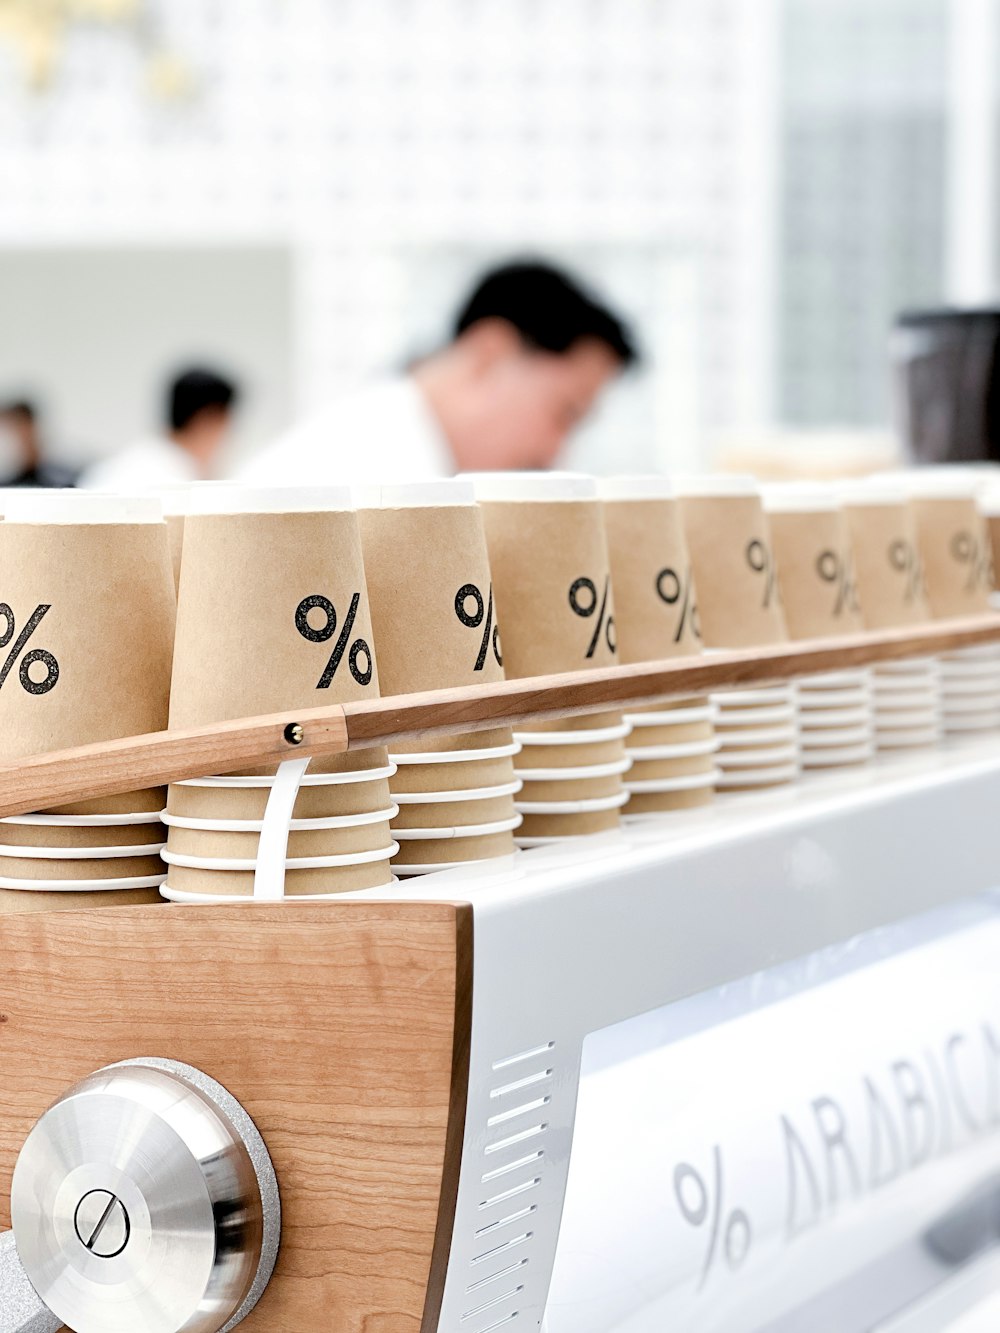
[0,874,166,891]
[718,745,799,767]
[355,478,476,508]
[514,757,632,782]
[626,768,721,794]
[1,491,163,525]
[625,739,720,761]
[799,725,874,749]
[801,744,876,766]
[389,742,520,764]
[673,473,760,498]
[516,789,630,815]
[392,780,523,804]
[0,842,166,860]
[716,764,799,787]
[161,843,398,871]
[161,805,398,832]
[714,704,797,727]
[182,483,355,515]
[798,707,874,725]
[392,815,523,840]
[160,880,398,903]
[711,724,798,747]
[466,470,597,502]
[596,475,676,501]
[0,811,164,827]
[176,764,397,787]
[513,722,630,746]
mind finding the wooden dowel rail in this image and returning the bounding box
[1,617,999,820]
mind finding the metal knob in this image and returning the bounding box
[8,1058,280,1333]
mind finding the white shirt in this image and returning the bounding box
[80,436,199,492]
[238,376,453,487]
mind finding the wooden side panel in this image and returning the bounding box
[0,902,472,1332]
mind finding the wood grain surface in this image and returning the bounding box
[1,617,999,818]
[0,901,473,1333]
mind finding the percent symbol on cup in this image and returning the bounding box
[674,1145,752,1292]
[295,593,373,689]
[950,531,989,593]
[0,603,60,696]
[815,549,858,615]
[745,539,777,608]
[656,566,700,642]
[569,575,616,658]
[455,582,502,670]
[888,539,924,603]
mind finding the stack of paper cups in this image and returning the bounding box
[898,469,1000,737]
[163,486,396,901]
[472,473,630,844]
[599,476,718,816]
[763,483,875,771]
[0,491,176,910]
[677,476,797,790]
[842,480,942,751]
[357,481,520,875]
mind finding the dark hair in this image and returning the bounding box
[168,368,238,433]
[0,399,38,424]
[455,261,638,367]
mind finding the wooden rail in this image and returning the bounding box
[1,616,999,819]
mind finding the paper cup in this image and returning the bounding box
[626,704,715,727]
[393,815,522,840]
[516,773,628,804]
[0,840,165,859]
[515,791,629,816]
[799,725,873,749]
[713,724,798,748]
[714,704,797,728]
[163,857,392,898]
[0,885,162,913]
[625,757,715,787]
[939,711,1000,732]
[842,489,931,627]
[391,727,516,756]
[162,842,397,873]
[623,738,719,762]
[392,830,516,866]
[0,822,166,849]
[513,738,630,771]
[875,727,941,749]
[712,685,794,707]
[163,818,395,861]
[0,493,175,818]
[794,706,870,727]
[167,773,394,822]
[389,755,521,794]
[0,853,165,881]
[42,788,167,817]
[716,764,798,789]
[796,687,871,708]
[676,476,788,648]
[516,806,623,841]
[626,768,720,794]
[391,780,522,805]
[764,486,864,638]
[907,490,994,618]
[599,479,702,660]
[391,794,518,830]
[873,708,941,730]
[718,745,799,768]
[801,744,875,768]
[624,719,715,749]
[940,691,1000,714]
[625,786,715,815]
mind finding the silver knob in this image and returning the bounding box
[9,1058,280,1333]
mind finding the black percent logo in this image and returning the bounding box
[0,604,60,696]
[674,1145,752,1291]
[746,539,777,608]
[656,566,700,641]
[888,538,924,603]
[569,575,616,658]
[815,549,859,615]
[295,594,373,689]
[454,583,502,670]
[950,530,990,592]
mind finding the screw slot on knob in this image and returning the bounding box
[73,1190,131,1259]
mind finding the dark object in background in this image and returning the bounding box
[0,399,77,488]
[893,309,1000,465]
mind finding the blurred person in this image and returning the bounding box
[0,399,77,487]
[239,260,637,485]
[82,367,239,491]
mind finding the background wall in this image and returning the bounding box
[0,0,996,474]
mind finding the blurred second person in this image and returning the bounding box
[82,366,240,491]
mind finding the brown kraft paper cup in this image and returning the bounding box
[359,500,515,771]
[627,787,714,815]
[166,514,185,593]
[515,738,628,770]
[0,853,164,881]
[627,754,716,783]
[390,755,518,795]
[391,726,514,756]
[518,774,625,804]
[45,788,166,817]
[0,822,165,849]
[165,820,395,861]
[0,886,161,914]
[391,795,516,831]
[392,830,514,866]
[986,516,1000,592]
[168,778,394,822]
[522,710,626,735]
[843,501,930,628]
[166,858,392,898]
[627,719,715,748]
[518,807,621,839]
[679,493,787,648]
[768,508,864,639]
[603,496,702,661]
[911,497,994,618]
[0,514,175,814]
